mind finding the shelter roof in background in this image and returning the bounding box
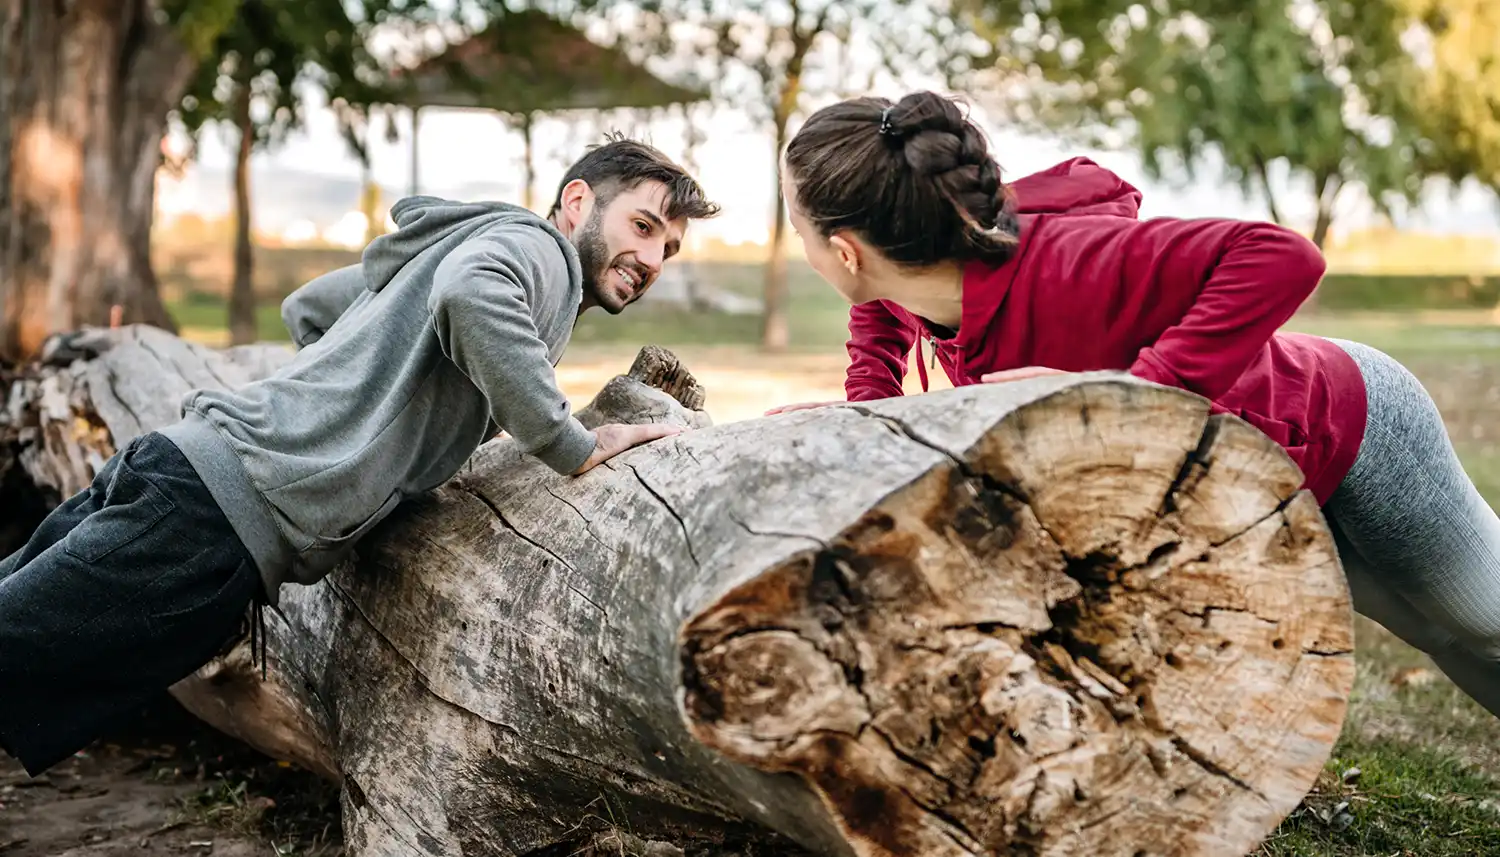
[387,9,706,114]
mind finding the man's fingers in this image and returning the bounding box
[627,422,685,444]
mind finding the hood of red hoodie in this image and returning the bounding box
[947,158,1143,354]
[1007,156,1143,219]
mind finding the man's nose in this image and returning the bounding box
[638,242,665,272]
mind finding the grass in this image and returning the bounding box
[172,764,342,857]
[1258,736,1500,856]
[159,261,1500,856]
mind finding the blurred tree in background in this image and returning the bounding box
[607,0,988,351]
[0,0,434,359]
[174,0,402,344]
[4,0,1494,360]
[962,0,1499,253]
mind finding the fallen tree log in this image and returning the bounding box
[1,325,1355,857]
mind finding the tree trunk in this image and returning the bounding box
[1,326,1356,857]
[229,73,258,346]
[759,7,830,354]
[0,0,190,364]
[1250,151,1282,226]
[1310,172,1342,251]
[759,115,792,352]
[520,112,535,212]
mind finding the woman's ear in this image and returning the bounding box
[829,232,861,277]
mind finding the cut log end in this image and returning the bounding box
[679,380,1354,857]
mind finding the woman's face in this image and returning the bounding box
[781,170,866,305]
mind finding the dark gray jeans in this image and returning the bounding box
[1325,339,1500,717]
[0,431,262,776]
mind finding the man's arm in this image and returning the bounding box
[281,264,368,348]
[427,229,598,476]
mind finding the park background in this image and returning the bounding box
[2,0,1499,854]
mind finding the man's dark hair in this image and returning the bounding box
[548,132,720,221]
[783,92,1020,269]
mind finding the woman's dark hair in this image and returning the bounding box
[783,92,1019,268]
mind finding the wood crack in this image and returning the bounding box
[726,509,827,548]
[618,461,701,568]
[542,483,621,558]
[456,482,604,616]
[1157,417,1220,518]
[101,361,143,437]
[325,579,688,803]
[1170,736,1261,798]
[868,725,983,854]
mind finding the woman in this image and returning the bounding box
[768,90,1500,718]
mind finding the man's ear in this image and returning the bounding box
[829,232,861,277]
[559,179,594,227]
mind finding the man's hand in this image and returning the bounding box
[764,400,843,416]
[978,366,1067,384]
[572,423,685,475]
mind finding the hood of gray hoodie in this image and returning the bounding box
[161,196,591,603]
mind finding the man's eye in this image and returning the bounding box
[635,221,650,234]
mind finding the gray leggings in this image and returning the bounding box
[1323,338,1500,717]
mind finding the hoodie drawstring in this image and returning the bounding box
[915,336,933,393]
[250,600,267,680]
[247,588,284,681]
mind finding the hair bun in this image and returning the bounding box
[886,92,968,138]
[783,91,1020,269]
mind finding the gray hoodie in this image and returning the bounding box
[160,197,596,604]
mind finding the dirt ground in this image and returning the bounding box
[0,695,340,856]
[3,345,1496,857]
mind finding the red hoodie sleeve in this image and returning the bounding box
[1128,222,1327,401]
[845,300,916,401]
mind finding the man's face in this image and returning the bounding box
[572,180,688,315]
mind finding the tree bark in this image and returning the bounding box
[759,114,792,352]
[228,72,258,347]
[1250,150,1282,226]
[758,5,828,354]
[1,327,1355,857]
[1311,172,1342,251]
[0,1,190,364]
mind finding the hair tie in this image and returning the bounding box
[878,106,896,137]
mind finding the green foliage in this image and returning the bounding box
[608,0,980,130]
[962,0,1499,245]
[172,0,411,159]
[162,0,244,62]
[1400,0,1500,189]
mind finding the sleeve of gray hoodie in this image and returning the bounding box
[281,264,369,348]
[427,227,597,475]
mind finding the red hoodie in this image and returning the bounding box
[843,157,1368,505]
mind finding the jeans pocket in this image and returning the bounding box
[147,558,257,637]
[61,460,176,563]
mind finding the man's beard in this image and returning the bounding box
[575,208,625,315]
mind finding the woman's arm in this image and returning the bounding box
[845,300,918,402]
[1127,221,1326,401]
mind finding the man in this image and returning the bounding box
[0,135,720,777]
